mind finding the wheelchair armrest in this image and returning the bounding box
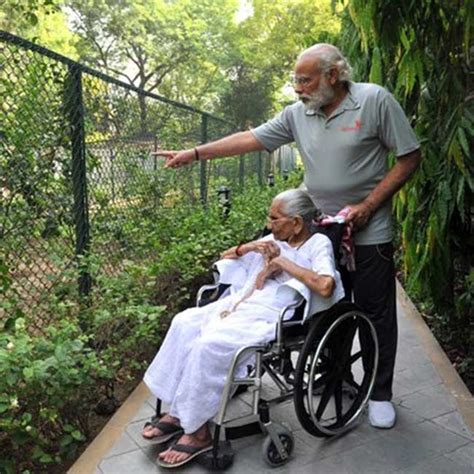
[196,283,231,307]
[274,297,306,352]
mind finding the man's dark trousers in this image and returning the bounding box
[340,242,397,401]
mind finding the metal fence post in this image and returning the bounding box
[257,151,263,186]
[239,155,244,188]
[66,64,91,297]
[200,114,208,204]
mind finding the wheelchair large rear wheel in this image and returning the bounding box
[294,305,378,437]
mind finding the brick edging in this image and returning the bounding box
[68,382,150,473]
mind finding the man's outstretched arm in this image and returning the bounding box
[153,131,265,168]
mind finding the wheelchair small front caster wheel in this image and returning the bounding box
[261,426,294,467]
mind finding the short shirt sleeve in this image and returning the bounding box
[251,107,295,152]
[308,234,337,279]
[377,91,420,157]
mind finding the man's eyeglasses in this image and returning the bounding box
[290,74,314,86]
[290,67,330,86]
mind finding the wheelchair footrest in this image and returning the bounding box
[198,441,234,471]
[225,421,263,440]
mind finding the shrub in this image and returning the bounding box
[0,174,300,471]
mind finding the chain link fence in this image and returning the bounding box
[0,31,298,330]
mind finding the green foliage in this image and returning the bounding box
[339,0,473,377]
[219,0,341,125]
[64,0,341,123]
[0,0,59,31]
[340,0,473,297]
[0,255,168,471]
[0,315,106,472]
[0,1,79,58]
[0,170,300,469]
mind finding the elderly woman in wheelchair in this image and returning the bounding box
[142,188,378,469]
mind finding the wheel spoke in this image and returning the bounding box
[334,380,343,421]
[316,378,336,420]
[343,375,361,391]
[302,371,331,395]
[345,350,362,368]
[313,371,331,390]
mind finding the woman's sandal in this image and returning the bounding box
[157,443,213,468]
[142,416,184,444]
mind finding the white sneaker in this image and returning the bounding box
[368,400,396,429]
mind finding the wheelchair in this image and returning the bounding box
[152,223,379,470]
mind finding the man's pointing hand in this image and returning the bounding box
[151,149,196,168]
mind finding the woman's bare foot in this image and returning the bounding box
[142,414,181,439]
[158,423,212,465]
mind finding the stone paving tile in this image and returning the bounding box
[319,429,437,472]
[99,449,160,474]
[236,377,281,407]
[399,384,458,420]
[394,453,473,473]
[293,418,381,462]
[222,397,255,421]
[222,431,327,473]
[445,442,474,468]
[294,442,396,473]
[388,402,425,430]
[395,343,433,369]
[103,431,140,459]
[396,329,423,351]
[432,410,474,441]
[93,468,103,474]
[132,400,156,423]
[265,399,304,433]
[392,377,425,398]
[395,362,444,391]
[395,419,471,453]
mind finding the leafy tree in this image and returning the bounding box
[338,0,473,357]
[218,0,341,126]
[0,0,59,31]
[0,1,78,57]
[66,0,240,131]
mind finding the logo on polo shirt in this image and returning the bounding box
[341,119,362,132]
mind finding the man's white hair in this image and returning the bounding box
[299,43,352,83]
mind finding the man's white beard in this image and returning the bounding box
[300,79,335,110]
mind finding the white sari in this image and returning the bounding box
[143,233,344,433]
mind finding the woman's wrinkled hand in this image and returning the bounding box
[255,257,284,289]
[247,240,280,259]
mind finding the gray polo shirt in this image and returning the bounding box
[252,82,420,245]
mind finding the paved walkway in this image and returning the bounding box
[71,284,474,473]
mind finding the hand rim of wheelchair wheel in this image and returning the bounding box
[261,425,294,467]
[308,310,379,436]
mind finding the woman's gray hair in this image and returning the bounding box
[300,43,352,83]
[273,189,321,224]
